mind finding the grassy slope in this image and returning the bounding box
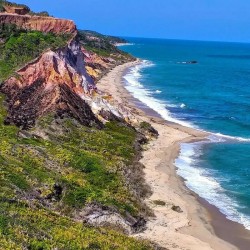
[0,93,153,249]
[0,26,155,250]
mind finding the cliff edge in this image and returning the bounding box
[0,13,76,34]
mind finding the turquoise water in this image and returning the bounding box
[119,38,250,229]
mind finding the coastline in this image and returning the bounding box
[97,60,250,250]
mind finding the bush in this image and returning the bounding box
[30,11,50,17]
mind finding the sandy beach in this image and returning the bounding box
[97,60,250,250]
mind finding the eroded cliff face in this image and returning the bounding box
[1,36,136,128]
[82,48,116,81]
[1,39,102,128]
[0,12,136,128]
[7,39,95,96]
[0,13,76,34]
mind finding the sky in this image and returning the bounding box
[14,0,250,43]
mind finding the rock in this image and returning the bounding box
[53,183,63,199]
[131,217,146,233]
[3,5,30,15]
[171,205,183,213]
[0,16,136,128]
[46,183,63,201]
[177,60,198,64]
[18,130,33,139]
[189,60,198,64]
[153,200,166,206]
[79,203,147,234]
[137,133,148,145]
[98,109,123,122]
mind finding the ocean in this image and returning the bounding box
[119,38,250,230]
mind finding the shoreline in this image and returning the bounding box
[97,60,250,249]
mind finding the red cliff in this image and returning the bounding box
[0,13,76,34]
[1,40,101,129]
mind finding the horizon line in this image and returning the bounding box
[105,34,250,45]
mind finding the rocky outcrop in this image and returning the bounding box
[1,39,101,129]
[2,79,102,129]
[82,48,116,81]
[6,39,94,95]
[0,13,76,34]
[78,203,147,234]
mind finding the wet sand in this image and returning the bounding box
[97,60,250,250]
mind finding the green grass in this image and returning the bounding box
[36,119,142,214]
[84,45,112,57]
[0,202,152,250]
[0,93,153,249]
[140,121,152,130]
[0,24,71,81]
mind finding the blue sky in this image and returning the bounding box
[14,0,250,42]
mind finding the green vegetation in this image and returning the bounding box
[0,93,153,248]
[34,116,148,215]
[78,29,133,59]
[30,10,50,17]
[0,24,71,81]
[0,0,4,11]
[80,30,127,45]
[0,5,153,248]
[140,121,152,130]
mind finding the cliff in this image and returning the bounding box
[0,15,135,128]
[1,39,103,129]
[0,13,76,33]
[0,4,158,249]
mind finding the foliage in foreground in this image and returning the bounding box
[0,93,152,249]
[0,202,151,250]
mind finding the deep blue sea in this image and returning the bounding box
[119,38,250,230]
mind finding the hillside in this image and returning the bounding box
[79,30,127,49]
[78,30,134,82]
[0,2,161,250]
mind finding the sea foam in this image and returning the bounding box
[123,60,250,144]
[175,142,250,230]
[123,60,193,127]
[116,43,135,47]
[123,59,250,230]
